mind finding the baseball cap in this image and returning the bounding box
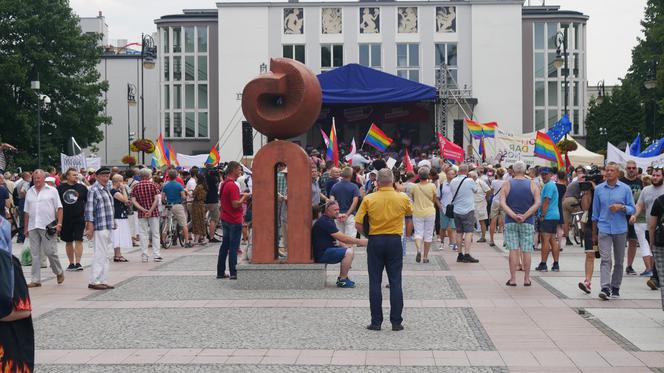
[539,167,552,174]
[45,176,56,183]
[96,167,111,175]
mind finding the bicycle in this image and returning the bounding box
[569,204,584,247]
[161,204,185,249]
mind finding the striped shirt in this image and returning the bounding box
[85,181,115,231]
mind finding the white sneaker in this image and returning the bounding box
[141,254,149,263]
[154,256,163,262]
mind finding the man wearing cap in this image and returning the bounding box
[85,167,116,290]
[24,169,65,288]
[535,167,561,272]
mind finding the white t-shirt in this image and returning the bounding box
[491,179,505,203]
[185,177,197,202]
[449,175,478,215]
[474,179,491,207]
[24,185,62,231]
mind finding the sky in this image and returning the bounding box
[70,0,648,85]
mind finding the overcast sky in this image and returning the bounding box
[70,0,647,85]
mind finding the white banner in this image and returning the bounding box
[607,143,664,168]
[60,153,87,172]
[86,157,101,170]
[176,153,208,169]
[489,134,539,166]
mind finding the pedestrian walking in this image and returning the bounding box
[131,168,162,262]
[191,173,208,244]
[438,168,457,250]
[355,168,413,331]
[632,169,664,278]
[110,174,132,262]
[535,167,561,272]
[57,168,88,271]
[450,164,479,263]
[84,167,116,290]
[578,166,602,293]
[648,186,664,310]
[621,160,643,275]
[411,166,440,263]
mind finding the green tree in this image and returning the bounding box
[0,0,109,169]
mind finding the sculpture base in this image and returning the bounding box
[231,263,327,290]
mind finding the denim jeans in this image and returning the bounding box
[217,221,242,276]
[367,234,403,326]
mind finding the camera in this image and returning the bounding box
[579,181,593,191]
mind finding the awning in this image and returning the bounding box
[317,64,437,104]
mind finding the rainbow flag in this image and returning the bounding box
[465,119,497,139]
[167,142,179,167]
[329,118,339,167]
[153,134,169,167]
[363,123,393,152]
[205,145,220,167]
[534,131,564,169]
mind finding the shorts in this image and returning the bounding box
[454,211,476,234]
[413,215,436,243]
[504,223,534,252]
[244,206,253,224]
[475,204,488,221]
[439,213,456,229]
[316,247,347,264]
[206,203,220,222]
[539,219,558,234]
[583,226,594,252]
[490,201,503,219]
[60,217,84,242]
[171,204,187,227]
[562,197,579,224]
[627,221,637,240]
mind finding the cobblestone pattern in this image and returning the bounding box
[36,365,507,373]
[34,307,493,351]
[84,275,465,301]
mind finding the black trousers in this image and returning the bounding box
[367,234,403,326]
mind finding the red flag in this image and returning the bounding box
[436,132,464,163]
[565,152,572,169]
[403,147,414,173]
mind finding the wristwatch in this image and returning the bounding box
[621,204,627,212]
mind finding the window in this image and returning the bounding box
[198,56,207,80]
[185,112,196,137]
[164,85,170,110]
[185,56,195,81]
[162,28,169,54]
[547,23,558,49]
[173,112,182,137]
[174,84,181,109]
[172,27,181,53]
[321,44,343,71]
[359,44,381,69]
[173,56,181,81]
[163,57,169,81]
[198,84,207,109]
[548,109,558,128]
[548,81,557,106]
[547,52,557,78]
[185,84,195,109]
[535,109,545,131]
[198,112,208,138]
[434,43,457,87]
[535,81,544,106]
[535,52,544,78]
[164,113,170,137]
[197,26,207,53]
[283,45,305,64]
[534,23,544,50]
[397,43,419,82]
[185,27,195,53]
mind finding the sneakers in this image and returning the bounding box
[640,270,654,277]
[535,263,548,272]
[578,280,591,294]
[551,262,560,272]
[141,254,149,263]
[366,324,381,331]
[415,252,421,263]
[392,324,404,331]
[66,263,77,272]
[611,287,620,298]
[75,263,83,271]
[599,288,611,300]
[336,277,356,288]
[626,266,637,275]
[56,272,65,284]
[456,253,465,263]
[27,282,42,288]
[209,238,221,243]
[488,241,496,247]
[154,256,163,262]
[647,278,660,290]
[566,237,573,246]
[184,242,194,248]
[464,254,479,263]
[477,237,487,243]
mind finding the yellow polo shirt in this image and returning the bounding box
[355,187,414,235]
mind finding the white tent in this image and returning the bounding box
[566,136,604,166]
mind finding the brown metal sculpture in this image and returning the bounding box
[242,58,322,264]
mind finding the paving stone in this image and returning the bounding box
[34,307,494,351]
[83,275,465,301]
[36,365,508,372]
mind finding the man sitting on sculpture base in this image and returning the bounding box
[312,200,368,288]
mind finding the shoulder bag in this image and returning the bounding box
[445,177,468,219]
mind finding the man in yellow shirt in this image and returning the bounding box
[356,168,413,331]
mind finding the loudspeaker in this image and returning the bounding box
[242,121,253,156]
[453,119,464,148]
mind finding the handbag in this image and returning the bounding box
[445,177,468,218]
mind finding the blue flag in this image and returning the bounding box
[629,134,641,156]
[639,137,664,157]
[546,114,572,144]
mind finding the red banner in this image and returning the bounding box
[437,133,464,163]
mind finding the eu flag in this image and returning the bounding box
[629,133,641,156]
[546,114,572,144]
[639,137,664,157]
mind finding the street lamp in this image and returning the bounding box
[127,83,137,154]
[140,33,157,164]
[596,80,606,105]
[644,61,658,139]
[553,29,569,116]
[30,74,51,168]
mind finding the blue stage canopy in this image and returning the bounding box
[317,64,437,104]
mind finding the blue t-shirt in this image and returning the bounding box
[162,181,184,204]
[311,215,339,261]
[540,180,560,221]
[330,180,361,214]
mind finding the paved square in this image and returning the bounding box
[37,365,507,372]
[536,275,660,300]
[587,308,664,351]
[34,307,494,351]
[83,275,464,301]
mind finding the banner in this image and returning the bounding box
[85,157,101,170]
[176,153,209,169]
[60,153,86,172]
[436,133,464,163]
[607,143,664,169]
[490,133,538,166]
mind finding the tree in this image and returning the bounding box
[0,0,109,169]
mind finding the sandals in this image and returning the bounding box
[423,258,430,264]
[524,281,532,287]
[505,280,517,286]
[113,256,129,262]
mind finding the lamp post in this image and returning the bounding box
[140,33,157,164]
[127,83,137,154]
[596,80,606,105]
[644,61,658,140]
[30,75,51,168]
[553,28,569,116]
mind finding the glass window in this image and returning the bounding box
[397,71,407,79]
[397,44,407,67]
[294,45,305,63]
[162,28,169,54]
[548,109,558,128]
[409,70,419,82]
[185,112,195,137]
[548,81,557,106]
[283,45,306,64]
[185,84,195,109]
[283,45,293,59]
[574,24,580,51]
[164,85,170,110]
[164,113,170,138]
[360,44,381,68]
[573,110,580,134]
[185,27,195,53]
[447,44,457,66]
[398,43,419,82]
[173,56,181,81]
[173,112,182,137]
[535,81,545,107]
[174,84,181,109]
[547,23,558,50]
[321,44,342,69]
[321,45,331,67]
[198,56,207,81]
[574,81,580,106]
[198,84,207,109]
[547,52,557,78]
[535,52,545,78]
[408,44,419,66]
[535,109,545,130]
[198,112,208,138]
[185,56,195,81]
[332,45,343,67]
[534,23,544,50]
[197,26,207,53]
[371,44,381,67]
[435,44,444,65]
[164,57,169,81]
[359,44,369,66]
[573,52,580,77]
[172,27,181,53]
